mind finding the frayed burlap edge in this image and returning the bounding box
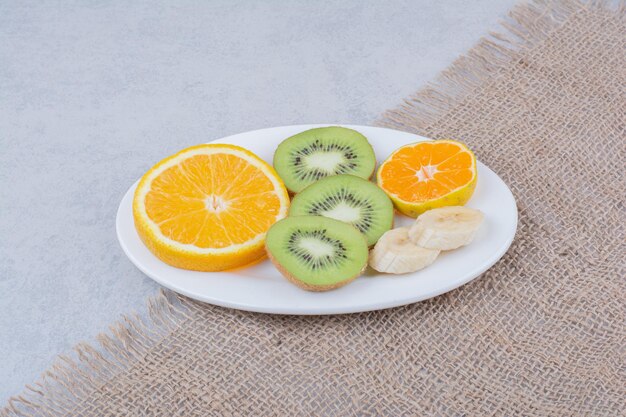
[377,0,626,132]
[1,291,191,417]
[2,0,623,416]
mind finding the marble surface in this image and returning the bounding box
[0,0,517,402]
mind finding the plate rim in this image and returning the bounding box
[116,124,518,315]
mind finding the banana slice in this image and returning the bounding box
[369,227,440,274]
[409,206,483,250]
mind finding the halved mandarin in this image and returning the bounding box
[376,140,477,217]
[133,144,290,271]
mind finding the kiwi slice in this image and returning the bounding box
[273,126,376,193]
[289,174,393,246]
[265,216,368,291]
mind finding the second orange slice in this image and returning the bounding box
[133,144,290,271]
[377,140,477,217]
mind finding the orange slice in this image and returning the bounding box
[133,144,290,271]
[377,140,477,217]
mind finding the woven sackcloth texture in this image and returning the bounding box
[3,0,625,416]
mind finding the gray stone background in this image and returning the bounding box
[0,0,517,402]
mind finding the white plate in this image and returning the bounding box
[117,124,517,315]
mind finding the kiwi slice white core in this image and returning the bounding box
[305,151,346,173]
[289,230,346,269]
[320,202,362,223]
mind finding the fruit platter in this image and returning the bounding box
[116,124,517,314]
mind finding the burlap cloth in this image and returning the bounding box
[3,1,625,415]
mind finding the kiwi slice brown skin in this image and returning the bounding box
[266,249,366,292]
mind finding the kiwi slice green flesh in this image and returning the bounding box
[289,175,394,246]
[265,216,368,291]
[273,126,376,193]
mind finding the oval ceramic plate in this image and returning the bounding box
[117,124,517,315]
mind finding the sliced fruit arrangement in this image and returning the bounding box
[369,206,483,274]
[289,174,393,246]
[265,216,369,291]
[133,144,289,271]
[273,126,376,193]
[132,126,485,292]
[377,139,477,217]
